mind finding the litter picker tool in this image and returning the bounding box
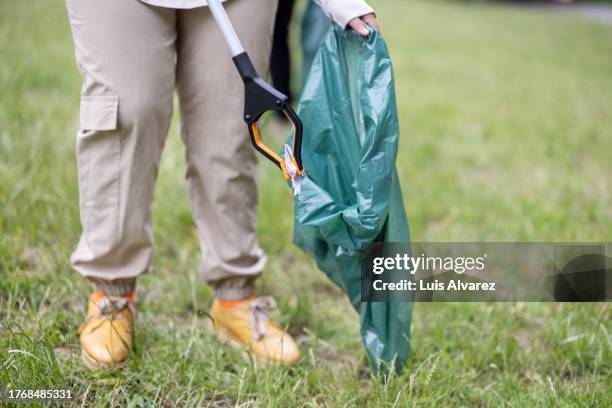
[208,0,304,193]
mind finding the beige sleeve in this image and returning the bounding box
[314,0,374,29]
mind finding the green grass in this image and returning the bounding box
[1,0,611,406]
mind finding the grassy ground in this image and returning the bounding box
[1,0,611,406]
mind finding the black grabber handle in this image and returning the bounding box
[232,52,304,177]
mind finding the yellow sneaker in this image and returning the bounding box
[210,297,300,366]
[79,291,135,370]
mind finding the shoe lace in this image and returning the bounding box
[94,297,136,320]
[79,296,135,334]
[249,296,276,341]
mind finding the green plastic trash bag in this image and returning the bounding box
[290,25,413,375]
[300,1,330,83]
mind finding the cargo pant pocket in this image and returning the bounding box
[76,95,120,235]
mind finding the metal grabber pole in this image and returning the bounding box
[207,0,304,184]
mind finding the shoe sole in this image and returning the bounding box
[81,349,128,371]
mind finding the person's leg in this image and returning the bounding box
[176,0,277,301]
[67,0,176,296]
[176,0,300,366]
[66,0,176,369]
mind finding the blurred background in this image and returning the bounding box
[1,0,610,406]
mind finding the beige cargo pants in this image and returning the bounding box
[66,0,277,299]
